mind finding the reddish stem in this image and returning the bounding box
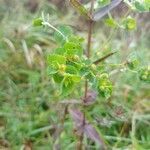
[77,1,95,150]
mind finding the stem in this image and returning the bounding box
[77,1,95,150]
[87,0,94,58]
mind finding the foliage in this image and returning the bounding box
[0,0,149,149]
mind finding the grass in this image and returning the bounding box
[0,0,150,149]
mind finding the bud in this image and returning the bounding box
[33,18,43,27]
[73,55,79,61]
[91,64,97,70]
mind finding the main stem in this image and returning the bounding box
[77,1,95,150]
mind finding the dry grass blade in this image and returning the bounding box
[22,40,32,68]
[3,38,16,53]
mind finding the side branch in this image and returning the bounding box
[93,51,117,65]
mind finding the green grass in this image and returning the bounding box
[0,0,150,149]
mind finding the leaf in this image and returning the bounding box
[64,42,83,56]
[69,109,106,148]
[61,78,75,96]
[98,0,111,7]
[93,0,122,21]
[69,0,92,20]
[54,25,73,45]
[55,47,66,55]
[60,74,80,96]
[69,109,84,125]
[47,54,66,66]
[53,73,64,83]
[134,1,147,12]
[145,0,150,8]
[47,66,58,75]
[84,123,105,148]
[71,74,81,83]
[69,36,84,43]
[93,51,117,65]
[66,65,78,74]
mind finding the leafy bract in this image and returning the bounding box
[64,42,83,56]
[47,54,66,67]
[139,66,150,83]
[104,18,118,28]
[97,73,113,99]
[61,74,81,96]
[122,16,136,30]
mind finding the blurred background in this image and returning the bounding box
[0,0,150,149]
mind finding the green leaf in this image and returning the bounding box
[54,25,73,45]
[55,47,66,55]
[60,74,81,96]
[145,0,150,8]
[64,42,83,56]
[66,65,78,74]
[61,75,74,96]
[71,75,81,83]
[47,66,58,75]
[32,18,43,27]
[53,73,64,83]
[98,0,111,7]
[134,1,147,12]
[47,54,66,67]
[69,36,84,43]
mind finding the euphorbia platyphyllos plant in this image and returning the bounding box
[33,0,150,149]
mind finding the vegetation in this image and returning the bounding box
[0,0,150,149]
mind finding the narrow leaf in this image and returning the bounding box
[84,123,106,149]
[93,0,122,21]
[94,51,117,65]
[69,0,93,20]
[69,109,84,124]
[69,109,106,148]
